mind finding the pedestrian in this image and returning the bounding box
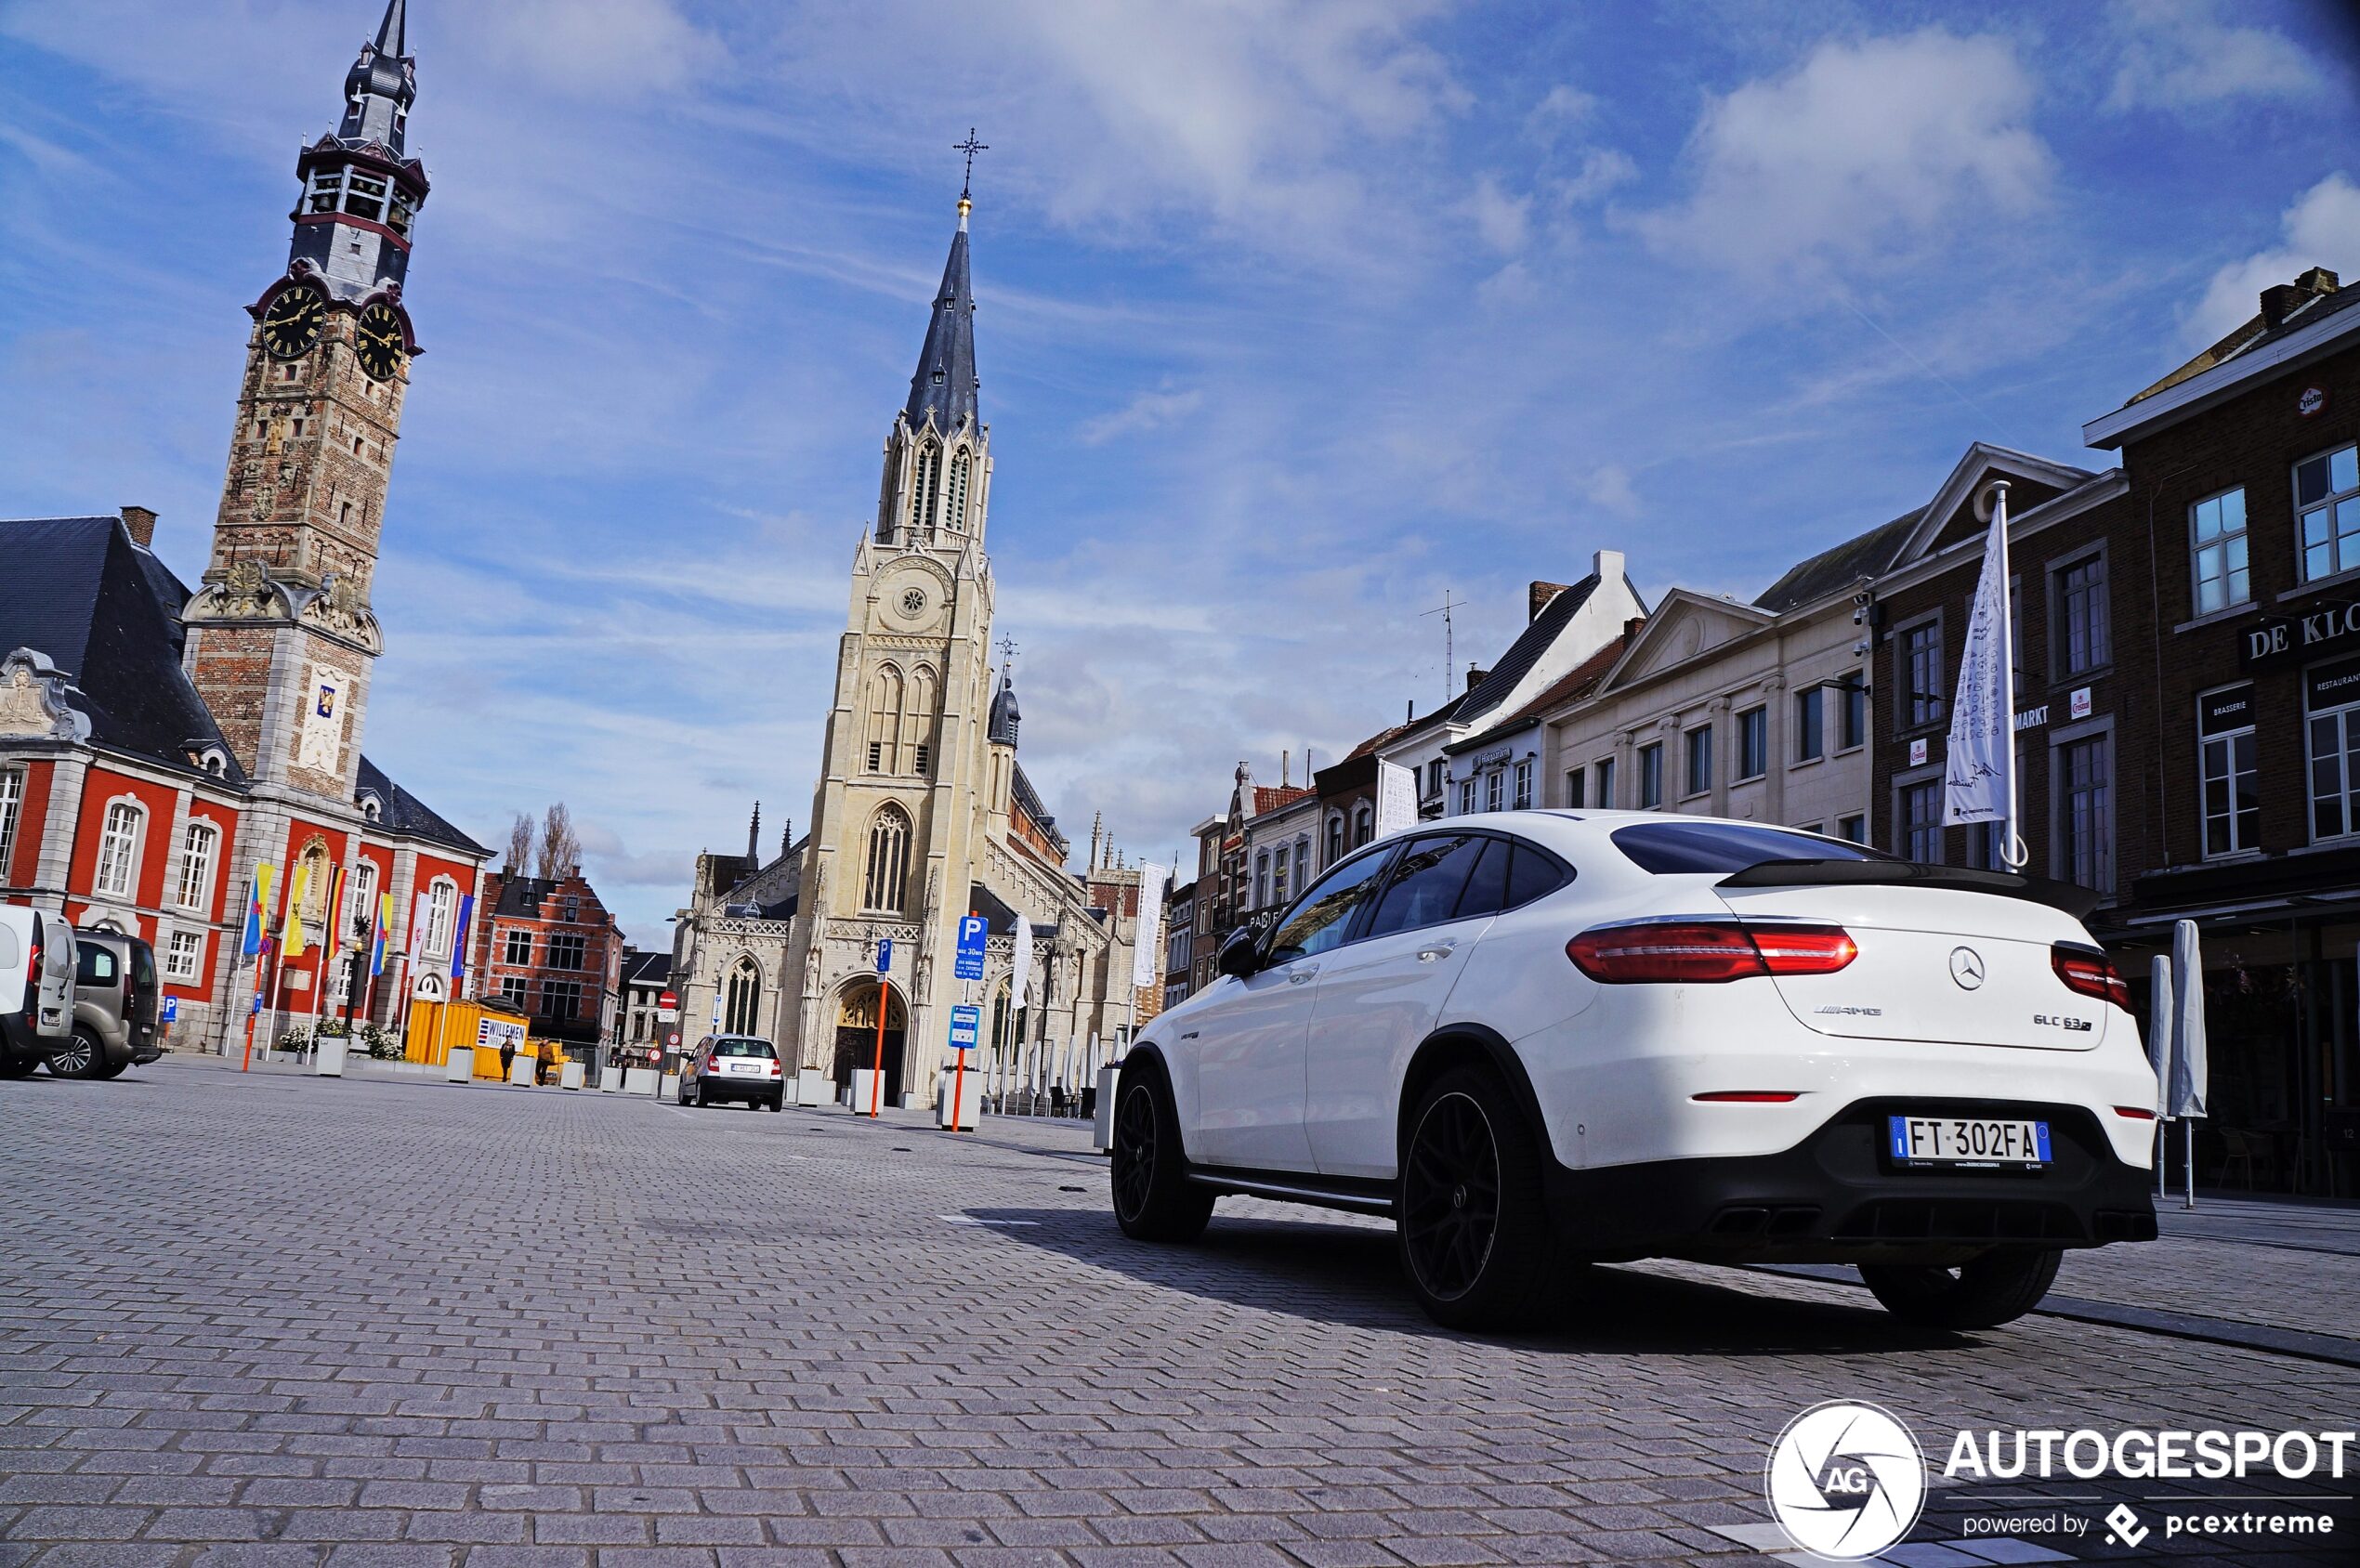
[499,1035,517,1082]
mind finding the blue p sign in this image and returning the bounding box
[877,937,893,973]
[954,915,988,980]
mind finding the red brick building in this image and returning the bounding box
[470,872,623,1065]
[1868,268,2359,1194]
[0,5,489,1052]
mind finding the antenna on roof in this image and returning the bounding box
[1421,589,1462,711]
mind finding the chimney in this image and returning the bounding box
[120,506,157,548]
[1527,581,1574,621]
[1281,749,1290,788]
[1593,547,1624,582]
[2261,268,2340,329]
[1465,662,1488,692]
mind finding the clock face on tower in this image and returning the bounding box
[355,303,405,381]
[261,284,326,359]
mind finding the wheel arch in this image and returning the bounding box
[1115,1044,1196,1165]
[1397,1025,1550,1161]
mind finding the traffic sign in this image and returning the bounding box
[162,997,178,1024]
[954,915,988,980]
[877,937,893,973]
[948,1003,981,1054]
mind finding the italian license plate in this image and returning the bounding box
[1887,1115,2050,1167]
[726,1061,758,1074]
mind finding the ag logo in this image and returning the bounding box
[1764,1401,1926,1560]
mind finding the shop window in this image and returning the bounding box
[2199,683,2260,857]
[2304,657,2360,842]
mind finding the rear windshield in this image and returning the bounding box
[131,943,157,989]
[1611,821,1895,875]
[712,1039,776,1058]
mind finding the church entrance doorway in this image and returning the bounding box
[833,980,907,1104]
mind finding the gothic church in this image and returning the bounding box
[672,192,1147,1104]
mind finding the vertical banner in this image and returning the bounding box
[1943,483,2016,855]
[1376,759,1418,834]
[281,863,309,957]
[2169,920,2208,1119]
[1010,910,1033,1009]
[1130,867,1165,989]
[371,893,390,976]
[448,892,475,979]
[243,863,273,956]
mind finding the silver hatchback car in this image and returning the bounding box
[677,1034,785,1111]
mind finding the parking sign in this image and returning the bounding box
[954,915,988,980]
[948,1003,981,1054]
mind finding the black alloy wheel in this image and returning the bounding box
[1859,1248,2064,1330]
[1109,1065,1213,1242]
[46,1027,101,1079]
[1396,1065,1567,1330]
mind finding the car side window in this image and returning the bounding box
[1453,838,1511,920]
[76,946,117,987]
[1364,834,1485,938]
[1267,851,1394,963]
[1504,844,1572,908]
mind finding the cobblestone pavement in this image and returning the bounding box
[3,1058,2354,1568]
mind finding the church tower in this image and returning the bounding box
[183,0,426,801]
[782,188,998,1094]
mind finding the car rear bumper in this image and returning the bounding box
[692,1076,782,1099]
[1541,1095,2157,1265]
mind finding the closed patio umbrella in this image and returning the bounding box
[2169,920,2209,1209]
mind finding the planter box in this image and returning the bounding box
[623,1067,661,1096]
[507,1057,537,1087]
[559,1061,585,1091]
[937,1067,982,1131]
[1092,1065,1120,1152]
[848,1068,885,1116]
[314,1039,347,1078]
[795,1073,829,1108]
[445,1045,475,1083]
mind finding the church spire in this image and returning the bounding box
[340,0,417,154]
[903,197,978,435]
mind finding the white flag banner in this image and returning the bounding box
[2148,955,2175,1120]
[2169,920,2208,1119]
[1944,485,2015,835]
[1130,866,1166,989]
[1010,908,1034,1009]
[1375,760,1418,834]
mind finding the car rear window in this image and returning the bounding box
[1610,820,1895,875]
[713,1039,776,1058]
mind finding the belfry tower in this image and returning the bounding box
[183,0,426,801]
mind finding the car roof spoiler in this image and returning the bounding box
[1715,857,2100,921]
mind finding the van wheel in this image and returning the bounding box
[1110,1064,1212,1242]
[94,1060,129,1080]
[1398,1065,1563,1331]
[46,1027,102,1079]
[0,1056,37,1079]
[1860,1248,2063,1329]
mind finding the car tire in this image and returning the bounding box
[0,1054,38,1079]
[1110,1063,1213,1243]
[1397,1064,1564,1331]
[94,1059,128,1080]
[46,1026,103,1080]
[1859,1248,2063,1330]
[686,1082,701,1108]
[767,1096,783,1113]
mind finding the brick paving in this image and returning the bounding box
[2,1057,2354,1567]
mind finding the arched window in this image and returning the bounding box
[297,842,331,924]
[177,820,218,912]
[902,665,937,777]
[909,443,941,532]
[866,664,903,775]
[1293,838,1309,897]
[424,878,457,958]
[862,804,911,913]
[724,956,763,1036]
[94,801,144,897]
[1325,814,1344,868]
[945,449,970,532]
[1354,804,1373,846]
[347,857,378,947]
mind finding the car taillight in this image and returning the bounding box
[766,1061,781,1075]
[2052,943,2131,1012]
[1565,921,1856,984]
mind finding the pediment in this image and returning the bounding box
[1613,593,1770,685]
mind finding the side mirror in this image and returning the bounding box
[1216,926,1261,979]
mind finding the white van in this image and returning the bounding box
[0,907,77,1078]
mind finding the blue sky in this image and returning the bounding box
[3,0,2356,947]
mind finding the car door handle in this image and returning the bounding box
[1287,965,1319,984]
[1417,940,1459,961]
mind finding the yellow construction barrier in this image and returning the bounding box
[405,998,535,1081]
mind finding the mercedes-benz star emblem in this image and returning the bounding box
[1948,947,1986,990]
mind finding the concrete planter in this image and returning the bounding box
[1092,1065,1120,1152]
[507,1057,537,1087]
[445,1045,474,1083]
[848,1068,885,1116]
[795,1073,828,1108]
[559,1061,584,1091]
[314,1038,347,1078]
[623,1067,661,1096]
[937,1067,982,1131]
[656,1071,679,1100]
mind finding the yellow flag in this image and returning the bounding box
[282,863,308,957]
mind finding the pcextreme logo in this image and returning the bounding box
[1764,1401,1928,1560]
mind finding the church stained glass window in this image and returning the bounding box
[863,804,911,914]
[724,957,763,1036]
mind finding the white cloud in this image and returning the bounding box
[1077,386,1204,445]
[1527,84,1599,137]
[1630,29,2051,284]
[2105,0,2324,112]
[1584,464,1639,518]
[1460,174,1530,255]
[2185,173,2360,344]
[1556,148,1637,205]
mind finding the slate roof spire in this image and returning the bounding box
[904,198,979,434]
[988,663,1020,748]
[340,0,417,153]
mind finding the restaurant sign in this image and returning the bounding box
[2242,600,2360,671]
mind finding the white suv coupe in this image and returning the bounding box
[1112,813,2159,1331]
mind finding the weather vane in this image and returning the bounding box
[995,633,1018,669]
[955,128,989,201]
